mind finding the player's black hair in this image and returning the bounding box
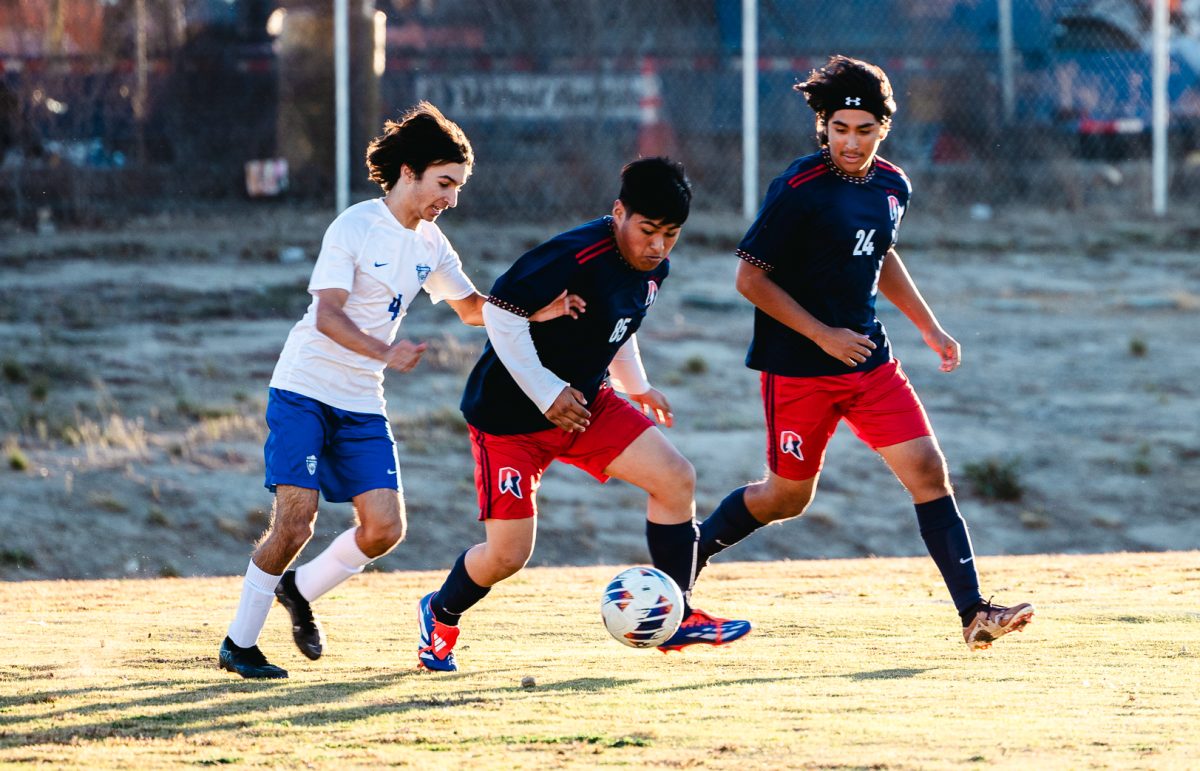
[365,101,474,192]
[793,55,896,146]
[617,157,692,226]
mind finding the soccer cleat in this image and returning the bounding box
[274,569,325,660]
[963,600,1035,651]
[417,592,460,672]
[218,637,288,679]
[657,608,752,653]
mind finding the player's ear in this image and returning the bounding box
[611,199,626,225]
[878,122,890,141]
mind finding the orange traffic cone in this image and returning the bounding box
[637,56,677,158]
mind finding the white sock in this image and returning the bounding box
[227,560,282,649]
[294,527,371,603]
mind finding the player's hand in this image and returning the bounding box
[628,388,674,428]
[383,339,427,373]
[545,387,591,432]
[816,327,877,368]
[923,327,961,372]
[529,290,586,322]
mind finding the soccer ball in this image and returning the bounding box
[600,566,684,648]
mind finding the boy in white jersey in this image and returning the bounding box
[219,102,582,678]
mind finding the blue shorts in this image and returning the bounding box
[263,388,401,503]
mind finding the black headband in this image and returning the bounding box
[822,92,891,122]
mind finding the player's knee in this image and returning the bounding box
[490,546,532,579]
[274,517,316,553]
[653,454,695,508]
[359,516,406,556]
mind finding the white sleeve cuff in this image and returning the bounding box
[608,334,651,395]
[482,301,570,414]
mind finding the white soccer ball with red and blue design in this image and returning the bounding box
[600,566,684,648]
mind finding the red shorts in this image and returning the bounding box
[762,359,932,481]
[469,386,655,520]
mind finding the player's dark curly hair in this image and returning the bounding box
[794,55,896,146]
[365,101,474,192]
[618,157,692,226]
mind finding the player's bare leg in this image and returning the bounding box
[220,485,318,679]
[277,488,407,661]
[605,428,751,652]
[878,436,1034,649]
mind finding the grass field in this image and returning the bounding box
[1,552,1197,769]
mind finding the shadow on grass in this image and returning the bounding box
[0,672,642,747]
[848,668,930,681]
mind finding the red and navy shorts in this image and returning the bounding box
[762,359,933,481]
[468,386,655,520]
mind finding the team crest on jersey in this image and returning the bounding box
[888,195,904,224]
[415,264,432,283]
[779,431,804,461]
[498,466,523,499]
[645,280,659,307]
[305,454,318,475]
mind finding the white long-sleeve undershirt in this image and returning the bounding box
[482,301,570,414]
[481,303,653,415]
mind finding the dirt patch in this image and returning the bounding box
[1,204,1198,580]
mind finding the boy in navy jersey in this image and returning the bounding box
[697,56,1033,651]
[416,158,751,671]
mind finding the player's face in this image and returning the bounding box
[826,109,888,177]
[397,162,470,227]
[611,200,682,272]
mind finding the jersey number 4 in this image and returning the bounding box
[388,293,403,320]
[853,229,876,256]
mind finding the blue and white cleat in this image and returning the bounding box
[417,592,460,672]
[657,608,752,653]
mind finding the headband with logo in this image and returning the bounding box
[824,93,891,121]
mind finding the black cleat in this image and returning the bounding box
[218,637,288,679]
[274,569,325,660]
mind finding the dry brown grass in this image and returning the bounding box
[1,552,1198,769]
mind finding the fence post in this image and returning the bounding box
[742,0,758,220]
[334,0,350,214]
[997,0,1015,124]
[1151,0,1169,216]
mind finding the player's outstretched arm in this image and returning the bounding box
[314,288,427,373]
[735,259,875,368]
[447,291,585,326]
[877,248,960,372]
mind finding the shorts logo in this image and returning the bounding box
[305,454,318,475]
[779,431,804,461]
[415,264,432,283]
[498,466,523,499]
[645,280,659,307]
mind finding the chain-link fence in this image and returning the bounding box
[4,0,1199,225]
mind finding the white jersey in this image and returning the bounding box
[270,198,476,415]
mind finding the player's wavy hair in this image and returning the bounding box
[794,55,896,146]
[365,101,474,192]
[618,157,692,226]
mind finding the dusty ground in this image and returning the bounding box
[1,202,1197,581]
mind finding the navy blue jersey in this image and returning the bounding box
[461,216,669,435]
[737,148,912,377]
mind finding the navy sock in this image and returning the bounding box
[646,520,699,615]
[698,487,764,566]
[432,550,490,626]
[914,495,984,618]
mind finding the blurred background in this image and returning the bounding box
[2,1,1198,580]
[4,0,1200,225]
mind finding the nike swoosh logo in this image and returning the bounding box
[959,557,974,564]
[387,469,396,475]
[374,261,388,267]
